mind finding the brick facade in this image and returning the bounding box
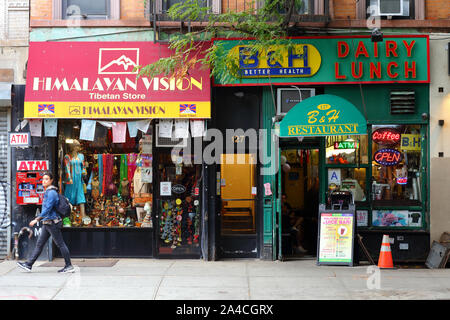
[29,0,449,23]
[332,0,356,19]
[121,0,146,19]
[425,0,450,20]
[2,0,29,41]
[30,0,51,21]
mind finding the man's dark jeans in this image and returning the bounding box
[27,221,72,267]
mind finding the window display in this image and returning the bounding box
[326,135,368,165]
[157,148,202,253]
[58,120,153,228]
[371,125,422,203]
[327,168,366,202]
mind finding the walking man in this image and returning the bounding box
[17,172,74,273]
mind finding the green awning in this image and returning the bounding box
[279,94,367,138]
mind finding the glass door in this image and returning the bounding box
[156,147,202,257]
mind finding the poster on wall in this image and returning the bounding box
[372,210,409,227]
[356,210,369,227]
[318,210,355,266]
[372,210,422,227]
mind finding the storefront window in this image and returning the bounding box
[326,135,368,165]
[371,125,422,203]
[58,120,153,228]
[327,168,367,202]
[157,147,202,253]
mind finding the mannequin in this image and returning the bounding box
[64,139,86,218]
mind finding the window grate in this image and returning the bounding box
[390,90,415,114]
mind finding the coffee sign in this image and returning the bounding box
[372,128,401,146]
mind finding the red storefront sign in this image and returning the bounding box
[24,42,211,119]
[372,128,401,146]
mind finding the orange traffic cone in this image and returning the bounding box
[378,234,394,269]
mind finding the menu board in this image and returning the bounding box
[318,212,355,266]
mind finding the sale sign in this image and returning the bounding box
[318,213,354,264]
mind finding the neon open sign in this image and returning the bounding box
[372,128,401,146]
[373,148,402,166]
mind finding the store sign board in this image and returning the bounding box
[373,148,402,166]
[17,160,49,171]
[8,132,30,147]
[232,44,321,78]
[213,36,429,86]
[401,134,421,151]
[279,94,367,137]
[318,211,355,265]
[24,42,211,119]
[372,128,401,145]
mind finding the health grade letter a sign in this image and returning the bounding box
[24,42,211,119]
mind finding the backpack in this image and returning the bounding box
[46,186,72,218]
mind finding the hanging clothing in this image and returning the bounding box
[64,153,86,205]
[118,154,128,196]
[127,153,138,195]
[103,154,115,197]
[102,154,107,196]
[97,154,103,195]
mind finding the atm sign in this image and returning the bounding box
[8,132,30,147]
[17,160,49,171]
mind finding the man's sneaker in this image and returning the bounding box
[58,265,75,273]
[17,261,32,272]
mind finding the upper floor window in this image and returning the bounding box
[274,0,309,15]
[62,0,110,19]
[161,0,208,13]
[366,0,418,19]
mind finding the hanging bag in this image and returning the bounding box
[132,183,152,206]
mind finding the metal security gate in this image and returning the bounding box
[0,109,9,257]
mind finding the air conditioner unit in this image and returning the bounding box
[276,88,315,116]
[370,0,409,16]
[155,124,188,148]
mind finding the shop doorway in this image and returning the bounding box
[278,143,320,260]
[213,86,261,258]
[154,141,203,259]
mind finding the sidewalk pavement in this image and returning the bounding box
[0,257,449,300]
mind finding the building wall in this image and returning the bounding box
[429,35,450,244]
[0,0,29,84]
[425,0,450,19]
[0,0,29,258]
[332,0,356,19]
[30,0,147,20]
[121,0,146,19]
